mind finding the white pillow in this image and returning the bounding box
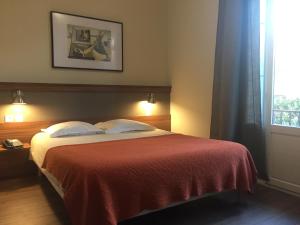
[95,119,155,134]
[42,121,104,138]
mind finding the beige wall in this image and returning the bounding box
[168,0,219,137]
[0,0,169,86]
[0,0,220,135]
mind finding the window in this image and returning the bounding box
[262,0,300,128]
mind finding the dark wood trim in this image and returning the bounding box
[51,11,123,26]
[50,11,123,72]
[0,143,31,152]
[0,82,171,93]
[0,115,171,142]
[0,145,36,179]
[50,11,55,70]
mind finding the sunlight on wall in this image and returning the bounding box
[171,101,211,138]
[171,102,187,133]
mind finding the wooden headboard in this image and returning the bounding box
[0,82,171,93]
[0,82,171,142]
[0,115,171,143]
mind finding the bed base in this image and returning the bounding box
[37,166,246,221]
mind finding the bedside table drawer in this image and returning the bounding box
[0,149,29,160]
[0,161,36,179]
[0,148,37,179]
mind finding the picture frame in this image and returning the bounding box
[50,11,123,71]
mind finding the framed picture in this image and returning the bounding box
[50,11,123,71]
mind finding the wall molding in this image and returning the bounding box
[258,178,300,197]
[0,82,171,93]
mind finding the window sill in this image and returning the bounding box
[269,125,300,137]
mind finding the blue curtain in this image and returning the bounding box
[210,0,268,179]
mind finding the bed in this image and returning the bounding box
[31,128,257,225]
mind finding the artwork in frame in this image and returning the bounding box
[51,11,123,71]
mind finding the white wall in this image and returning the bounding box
[267,129,300,193]
[168,0,219,137]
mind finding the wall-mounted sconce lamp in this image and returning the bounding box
[12,90,26,105]
[4,90,27,122]
[138,93,157,116]
[147,93,156,104]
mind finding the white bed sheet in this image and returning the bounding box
[31,128,171,168]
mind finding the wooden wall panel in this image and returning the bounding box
[0,82,171,93]
[0,83,171,142]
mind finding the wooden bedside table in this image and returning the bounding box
[0,143,37,179]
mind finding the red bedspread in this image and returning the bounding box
[42,134,257,225]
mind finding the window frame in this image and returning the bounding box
[263,0,300,137]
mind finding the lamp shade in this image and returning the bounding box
[147,93,156,104]
[12,90,26,105]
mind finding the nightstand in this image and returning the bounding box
[0,143,37,179]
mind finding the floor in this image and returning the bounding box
[0,176,300,225]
